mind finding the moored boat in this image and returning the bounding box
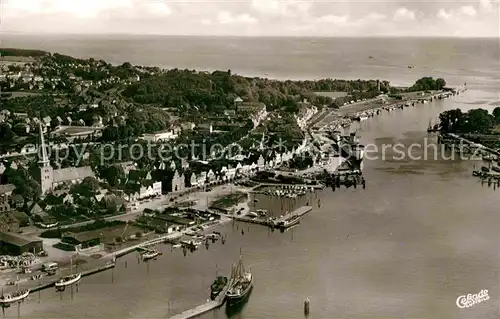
[55,273,81,289]
[210,276,228,300]
[141,249,160,261]
[55,254,81,290]
[491,166,500,173]
[226,257,253,306]
[247,211,258,218]
[483,155,495,162]
[0,289,30,305]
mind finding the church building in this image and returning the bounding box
[36,124,95,195]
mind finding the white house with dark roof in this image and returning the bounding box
[42,116,51,127]
[190,172,197,186]
[171,170,185,192]
[138,182,162,199]
[207,169,215,182]
[257,155,265,168]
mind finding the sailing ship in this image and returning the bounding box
[226,257,253,306]
[55,255,81,291]
[0,288,30,305]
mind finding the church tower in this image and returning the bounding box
[38,123,53,195]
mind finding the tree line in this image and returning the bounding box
[439,107,500,134]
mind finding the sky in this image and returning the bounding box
[1,0,499,37]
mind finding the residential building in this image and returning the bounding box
[140,130,178,143]
[197,124,213,134]
[171,171,185,192]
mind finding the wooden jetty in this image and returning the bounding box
[167,279,233,319]
[114,233,183,257]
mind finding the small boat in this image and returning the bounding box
[247,212,258,218]
[226,257,253,306]
[172,244,182,249]
[276,215,301,229]
[210,276,228,300]
[483,155,494,162]
[491,166,500,173]
[181,240,199,250]
[55,273,81,289]
[256,210,267,217]
[205,233,220,240]
[0,289,30,305]
[141,250,160,261]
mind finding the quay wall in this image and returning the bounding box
[30,262,116,293]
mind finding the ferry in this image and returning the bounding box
[55,273,81,289]
[276,215,301,229]
[0,289,30,305]
[226,257,253,306]
[141,250,160,261]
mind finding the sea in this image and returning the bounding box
[1,36,499,319]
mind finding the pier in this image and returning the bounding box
[30,262,116,293]
[253,183,324,190]
[167,279,233,319]
[233,206,313,228]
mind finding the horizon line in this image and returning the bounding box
[0,32,498,39]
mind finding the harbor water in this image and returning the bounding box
[3,90,497,319]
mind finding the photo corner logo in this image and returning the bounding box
[456,289,490,309]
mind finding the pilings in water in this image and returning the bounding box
[304,298,310,316]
